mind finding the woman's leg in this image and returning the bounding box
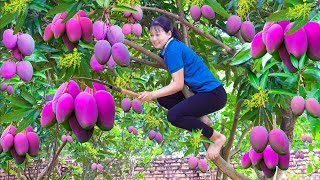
[157,91,185,110]
[166,86,227,159]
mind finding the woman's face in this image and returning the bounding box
[150,26,172,49]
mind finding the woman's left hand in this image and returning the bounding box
[138,91,154,102]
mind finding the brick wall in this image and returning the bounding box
[1,150,319,179]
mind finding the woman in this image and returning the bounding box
[137,16,227,160]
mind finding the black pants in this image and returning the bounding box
[157,85,227,138]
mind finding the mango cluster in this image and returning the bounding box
[43,10,93,51]
[0,125,40,164]
[291,96,320,118]
[148,130,163,143]
[0,83,13,94]
[91,163,103,171]
[251,21,320,72]
[301,135,313,143]
[226,15,255,42]
[241,126,290,178]
[187,155,208,173]
[61,134,73,142]
[121,97,143,113]
[294,150,305,159]
[89,54,115,72]
[127,126,138,135]
[1,29,34,82]
[122,6,143,37]
[93,23,130,67]
[40,80,116,143]
[189,5,215,21]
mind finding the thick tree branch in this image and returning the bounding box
[140,6,236,55]
[130,56,164,69]
[123,39,166,68]
[175,0,189,46]
[223,99,244,159]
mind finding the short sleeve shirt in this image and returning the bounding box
[160,38,221,92]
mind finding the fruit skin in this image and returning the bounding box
[53,19,66,39]
[131,99,143,113]
[132,6,143,21]
[155,133,163,143]
[6,84,13,94]
[74,92,98,129]
[284,22,308,58]
[69,115,94,143]
[263,145,279,170]
[268,128,289,155]
[10,148,26,164]
[278,151,290,170]
[97,164,103,171]
[241,151,251,169]
[91,163,97,170]
[262,22,275,44]
[240,21,255,42]
[190,5,201,21]
[106,25,124,45]
[44,23,54,41]
[1,61,17,79]
[266,24,283,54]
[93,21,107,40]
[301,135,307,142]
[122,24,132,35]
[305,98,320,118]
[249,147,263,166]
[277,20,290,30]
[306,136,313,143]
[201,5,215,19]
[2,29,18,49]
[1,134,14,152]
[112,42,130,67]
[148,130,156,140]
[94,90,116,131]
[79,17,93,43]
[132,128,138,135]
[66,135,73,142]
[250,32,266,59]
[14,133,29,156]
[277,44,298,73]
[260,160,276,178]
[17,61,33,82]
[290,96,305,116]
[250,126,269,153]
[226,15,242,36]
[67,80,81,99]
[303,21,320,61]
[132,23,142,36]
[0,83,7,91]
[92,82,107,91]
[107,56,116,71]
[66,18,82,43]
[188,155,199,169]
[26,132,40,157]
[56,93,74,124]
[94,40,112,65]
[121,98,131,112]
[127,126,134,133]
[52,82,68,114]
[12,46,24,61]
[62,33,78,51]
[198,159,208,172]
[62,135,67,142]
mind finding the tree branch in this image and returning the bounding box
[230,124,252,158]
[140,6,236,55]
[175,0,189,46]
[130,56,164,69]
[123,39,166,68]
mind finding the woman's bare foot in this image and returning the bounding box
[205,131,226,160]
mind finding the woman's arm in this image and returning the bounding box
[138,68,184,102]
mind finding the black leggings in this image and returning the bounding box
[157,85,227,138]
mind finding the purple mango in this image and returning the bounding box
[284,22,308,58]
[90,55,105,71]
[190,5,201,21]
[263,145,279,170]
[79,17,93,43]
[67,80,81,99]
[278,44,298,72]
[1,61,16,79]
[66,18,82,42]
[26,132,40,157]
[111,42,130,67]
[250,126,268,153]
[56,93,74,123]
[269,128,289,155]
[106,25,124,45]
[266,24,283,54]
[41,101,56,128]
[69,115,94,143]
[201,5,215,19]
[226,15,242,36]
[94,90,115,131]
[93,21,107,40]
[43,23,54,41]
[1,134,14,152]
[14,132,29,156]
[74,92,98,129]
[94,40,112,65]
[241,151,251,169]
[304,21,320,61]
[240,21,255,42]
[2,29,18,49]
[17,61,33,82]
[251,32,266,59]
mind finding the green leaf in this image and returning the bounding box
[6,96,33,109]
[230,44,251,65]
[298,53,306,69]
[0,12,17,29]
[286,15,309,35]
[15,109,40,133]
[203,0,229,18]
[184,146,194,157]
[269,72,293,78]
[14,8,28,34]
[299,85,306,99]
[35,44,59,53]
[289,54,299,69]
[24,50,48,62]
[79,58,91,78]
[201,138,214,144]
[111,5,138,13]
[96,0,110,8]
[21,91,37,105]
[303,67,320,80]
[247,69,259,89]
[0,109,34,124]
[266,9,290,22]
[307,163,313,174]
[262,61,279,74]
[34,17,43,36]
[284,0,304,5]
[62,3,82,23]
[269,88,296,96]
[46,2,76,16]
[259,71,269,89]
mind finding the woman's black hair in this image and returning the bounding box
[150,16,182,41]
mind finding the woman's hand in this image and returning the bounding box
[138,91,154,102]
